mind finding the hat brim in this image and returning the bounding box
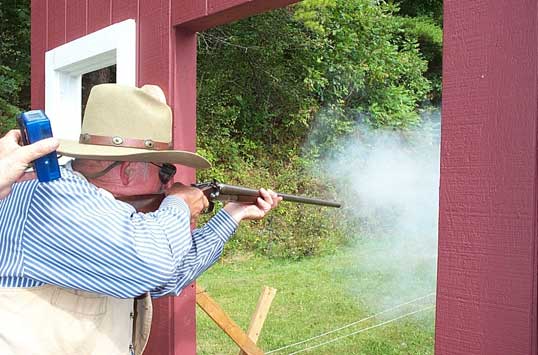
[58,139,211,169]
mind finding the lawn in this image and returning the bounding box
[196,248,436,355]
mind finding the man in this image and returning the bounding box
[0,129,59,199]
[0,84,281,355]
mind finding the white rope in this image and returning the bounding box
[266,292,435,354]
[286,305,435,355]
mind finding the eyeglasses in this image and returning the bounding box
[151,163,177,185]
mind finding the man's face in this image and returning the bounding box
[72,159,163,197]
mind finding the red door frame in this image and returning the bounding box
[436,1,538,354]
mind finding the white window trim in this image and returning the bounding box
[45,19,136,141]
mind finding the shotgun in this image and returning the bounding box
[192,180,341,213]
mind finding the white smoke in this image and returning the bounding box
[314,109,440,310]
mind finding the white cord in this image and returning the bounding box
[266,292,435,354]
[287,305,435,355]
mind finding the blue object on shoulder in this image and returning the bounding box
[17,110,61,182]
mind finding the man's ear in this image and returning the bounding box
[119,161,134,186]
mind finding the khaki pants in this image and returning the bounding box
[0,285,136,355]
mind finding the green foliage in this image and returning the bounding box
[399,16,443,102]
[394,0,443,26]
[196,1,442,258]
[197,9,318,164]
[0,0,31,131]
[295,0,431,130]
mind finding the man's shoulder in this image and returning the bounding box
[30,167,117,207]
[36,167,98,194]
[29,167,134,214]
[1,178,40,211]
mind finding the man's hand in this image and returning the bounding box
[0,130,59,199]
[165,182,209,223]
[223,188,282,223]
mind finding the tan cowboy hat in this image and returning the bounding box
[57,84,210,169]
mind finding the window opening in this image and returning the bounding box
[81,65,117,121]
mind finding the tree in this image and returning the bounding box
[295,0,431,129]
[0,0,31,133]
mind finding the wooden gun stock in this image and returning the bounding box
[117,194,165,213]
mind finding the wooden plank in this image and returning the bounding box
[139,4,195,354]
[171,0,207,29]
[172,28,197,153]
[144,284,197,355]
[173,0,300,31]
[145,296,173,354]
[66,0,87,42]
[111,0,137,23]
[208,0,249,14]
[171,284,197,355]
[87,0,111,34]
[196,285,265,355]
[238,287,277,355]
[46,0,66,49]
[31,0,47,109]
[137,0,170,89]
[436,1,538,354]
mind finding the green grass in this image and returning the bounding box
[196,249,435,355]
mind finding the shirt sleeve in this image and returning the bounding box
[22,173,236,299]
[151,207,238,298]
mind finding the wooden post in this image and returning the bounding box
[196,285,265,355]
[238,286,277,355]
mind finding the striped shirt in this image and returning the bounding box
[0,168,237,298]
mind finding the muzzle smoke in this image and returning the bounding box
[313,109,440,310]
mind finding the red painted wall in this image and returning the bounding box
[436,1,538,354]
[31,1,298,354]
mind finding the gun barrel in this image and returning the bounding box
[217,183,341,208]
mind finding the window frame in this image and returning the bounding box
[45,19,136,141]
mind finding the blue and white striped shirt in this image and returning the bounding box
[0,168,237,298]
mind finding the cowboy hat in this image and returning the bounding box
[57,84,210,169]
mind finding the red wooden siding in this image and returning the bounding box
[170,0,206,28]
[172,28,198,154]
[30,0,46,110]
[137,0,170,91]
[66,0,86,42]
[46,0,66,50]
[112,0,137,23]
[87,0,112,34]
[436,1,538,354]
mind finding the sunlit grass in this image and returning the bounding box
[196,249,435,355]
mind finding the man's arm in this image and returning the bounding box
[21,175,279,298]
[150,207,238,297]
[152,187,281,297]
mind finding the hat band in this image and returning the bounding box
[79,133,172,150]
